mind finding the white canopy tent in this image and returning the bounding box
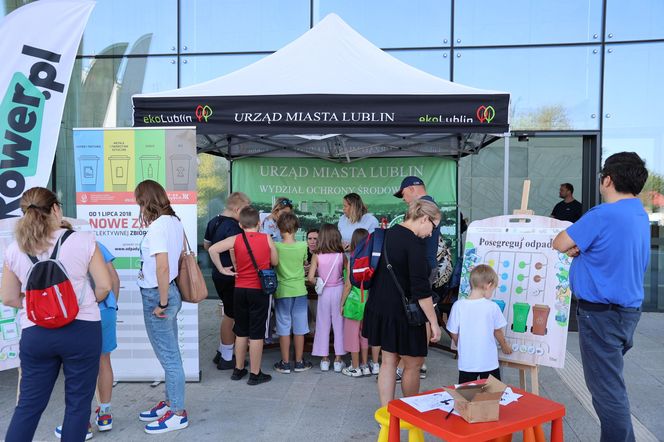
[133,14,510,163]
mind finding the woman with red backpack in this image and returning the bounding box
[1,187,112,442]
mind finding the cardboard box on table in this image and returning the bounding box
[444,376,508,423]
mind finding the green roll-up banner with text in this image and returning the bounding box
[232,157,457,238]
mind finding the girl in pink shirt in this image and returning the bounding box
[308,224,347,372]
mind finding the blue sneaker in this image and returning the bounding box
[95,406,112,431]
[55,423,93,440]
[144,410,189,434]
[139,401,170,422]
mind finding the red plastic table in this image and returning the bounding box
[386,385,565,442]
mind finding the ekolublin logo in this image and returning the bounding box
[195,104,213,122]
[1,45,65,219]
[476,105,496,123]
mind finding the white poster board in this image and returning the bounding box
[460,215,572,368]
[74,127,200,382]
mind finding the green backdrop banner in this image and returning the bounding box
[232,157,457,236]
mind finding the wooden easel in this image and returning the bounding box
[502,179,540,395]
[500,359,539,395]
[513,179,534,217]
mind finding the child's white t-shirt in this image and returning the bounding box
[446,298,507,373]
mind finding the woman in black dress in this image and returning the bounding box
[363,199,442,406]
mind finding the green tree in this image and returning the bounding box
[196,154,228,241]
[512,104,572,130]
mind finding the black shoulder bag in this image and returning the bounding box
[383,233,427,327]
[241,231,278,295]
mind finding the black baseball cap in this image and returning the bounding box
[394,176,425,198]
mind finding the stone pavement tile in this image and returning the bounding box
[539,366,601,441]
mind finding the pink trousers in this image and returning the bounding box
[343,318,368,353]
[312,284,346,357]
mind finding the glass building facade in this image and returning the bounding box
[2,0,663,311]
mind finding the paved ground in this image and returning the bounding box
[0,300,662,441]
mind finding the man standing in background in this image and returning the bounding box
[551,183,582,222]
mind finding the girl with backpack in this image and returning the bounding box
[307,224,347,372]
[1,187,112,442]
[134,180,188,434]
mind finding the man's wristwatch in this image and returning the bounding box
[158,301,169,309]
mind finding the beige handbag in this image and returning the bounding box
[175,232,208,303]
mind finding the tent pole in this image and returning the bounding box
[227,136,233,193]
[503,133,510,215]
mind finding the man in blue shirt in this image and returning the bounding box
[553,152,649,442]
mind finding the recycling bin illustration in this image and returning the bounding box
[511,302,530,333]
[108,155,131,191]
[140,155,161,181]
[78,155,99,192]
[492,299,506,313]
[531,304,550,336]
[170,154,191,190]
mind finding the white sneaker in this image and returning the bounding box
[320,360,330,371]
[342,366,363,377]
[333,361,346,373]
[361,365,372,376]
[371,362,380,375]
[55,424,93,440]
[139,401,170,422]
[144,410,188,434]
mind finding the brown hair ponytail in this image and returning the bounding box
[15,187,61,256]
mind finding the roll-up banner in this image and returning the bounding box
[74,127,200,382]
[0,0,95,372]
[0,0,95,219]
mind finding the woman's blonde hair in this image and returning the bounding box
[15,187,61,255]
[343,193,368,224]
[271,197,293,216]
[404,199,441,223]
[134,180,177,225]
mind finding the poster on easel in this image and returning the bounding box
[459,215,572,369]
[74,127,200,381]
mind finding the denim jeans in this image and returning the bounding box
[577,305,641,442]
[141,282,185,412]
[6,320,101,442]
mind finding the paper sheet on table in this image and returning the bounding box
[500,387,522,405]
[400,391,456,413]
[399,387,523,414]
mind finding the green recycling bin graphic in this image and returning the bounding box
[512,302,531,333]
[140,155,161,181]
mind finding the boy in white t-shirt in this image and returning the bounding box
[446,264,512,384]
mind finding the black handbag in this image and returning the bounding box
[383,234,427,327]
[241,231,278,295]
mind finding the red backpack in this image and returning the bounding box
[349,228,385,298]
[24,230,79,329]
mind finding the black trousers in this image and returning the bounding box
[458,367,501,384]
